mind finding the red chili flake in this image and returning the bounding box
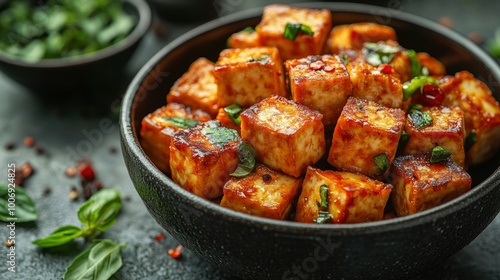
[168,245,183,259]
[77,162,95,181]
[418,84,445,107]
[378,64,393,75]
[154,233,165,242]
[24,136,35,147]
[309,60,324,70]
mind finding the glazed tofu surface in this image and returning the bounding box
[220,164,302,220]
[327,22,397,54]
[227,28,260,48]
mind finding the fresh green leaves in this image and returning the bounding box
[240,26,255,33]
[314,184,333,224]
[202,127,239,146]
[408,104,433,129]
[363,42,400,66]
[403,76,438,101]
[230,142,256,178]
[0,185,38,223]
[464,130,478,151]
[283,23,314,41]
[63,239,126,280]
[162,117,197,129]
[487,28,500,58]
[398,131,410,149]
[33,189,122,248]
[374,153,390,175]
[405,49,429,78]
[249,54,270,64]
[430,146,452,163]
[224,104,243,125]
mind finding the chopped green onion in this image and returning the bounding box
[314,184,333,224]
[374,153,390,175]
[408,106,433,129]
[283,23,314,41]
[224,104,243,125]
[430,146,452,163]
[248,54,270,64]
[230,142,256,178]
[403,76,438,101]
[318,184,329,208]
[363,42,400,66]
[314,210,333,224]
[339,54,349,65]
[406,49,424,78]
[240,26,255,33]
[202,127,239,146]
[162,117,197,129]
[464,130,477,151]
[398,131,410,149]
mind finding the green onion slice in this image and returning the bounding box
[162,117,197,129]
[224,104,243,125]
[464,130,478,151]
[283,23,314,41]
[314,184,333,224]
[403,76,438,101]
[374,153,390,175]
[363,42,400,66]
[408,107,433,129]
[430,146,452,163]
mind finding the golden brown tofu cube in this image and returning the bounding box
[170,121,241,199]
[214,47,287,108]
[140,103,211,174]
[227,27,260,48]
[167,57,219,117]
[220,163,302,220]
[390,153,472,216]
[295,167,392,224]
[403,106,465,167]
[256,4,332,60]
[326,22,397,54]
[347,60,403,108]
[240,95,325,177]
[215,107,241,133]
[417,52,446,77]
[286,55,352,126]
[440,71,500,166]
[328,97,405,179]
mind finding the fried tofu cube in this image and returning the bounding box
[240,95,325,177]
[220,164,302,220]
[389,51,446,83]
[403,106,466,167]
[256,4,332,60]
[390,153,472,216]
[440,71,500,166]
[214,47,287,108]
[285,55,352,126]
[140,103,211,174]
[328,97,405,178]
[167,57,219,117]
[295,167,392,224]
[326,22,397,54]
[227,27,260,48]
[170,121,241,199]
[347,60,403,108]
[417,52,446,77]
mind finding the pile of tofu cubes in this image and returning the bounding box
[140,5,500,224]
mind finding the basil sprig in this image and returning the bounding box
[162,117,197,129]
[430,146,452,163]
[224,104,243,125]
[32,189,122,248]
[0,185,38,223]
[402,76,438,101]
[63,239,126,280]
[314,184,333,224]
[363,42,400,66]
[408,104,433,129]
[230,142,256,178]
[283,23,314,40]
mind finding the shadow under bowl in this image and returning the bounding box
[120,3,500,279]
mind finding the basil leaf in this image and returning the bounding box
[430,146,452,163]
[32,225,83,248]
[0,185,38,223]
[78,189,122,234]
[314,184,332,224]
[363,42,400,66]
[409,107,433,129]
[162,117,197,129]
[464,130,477,151]
[230,142,256,178]
[406,49,424,78]
[224,104,243,125]
[374,153,390,175]
[63,239,126,280]
[202,127,239,146]
[283,23,314,41]
[403,76,438,101]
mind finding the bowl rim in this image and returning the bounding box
[121,2,500,235]
[0,0,152,68]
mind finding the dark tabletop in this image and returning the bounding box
[1,1,499,279]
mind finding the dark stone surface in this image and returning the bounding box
[0,1,499,279]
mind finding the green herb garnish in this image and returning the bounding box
[430,146,452,163]
[224,104,243,125]
[398,131,410,149]
[230,142,256,178]
[283,23,314,41]
[408,106,433,129]
[240,26,255,33]
[464,130,478,151]
[405,49,428,78]
[162,117,197,129]
[248,54,270,64]
[487,28,500,58]
[374,153,390,175]
[0,185,38,223]
[403,76,438,101]
[314,184,333,224]
[339,54,349,65]
[363,42,400,66]
[202,127,239,146]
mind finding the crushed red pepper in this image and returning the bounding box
[154,233,165,242]
[168,245,183,259]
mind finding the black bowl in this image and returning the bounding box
[120,3,500,279]
[0,0,152,94]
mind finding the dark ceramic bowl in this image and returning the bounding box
[0,0,152,94]
[120,3,500,279]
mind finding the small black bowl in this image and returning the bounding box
[0,0,152,94]
[120,3,500,279]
